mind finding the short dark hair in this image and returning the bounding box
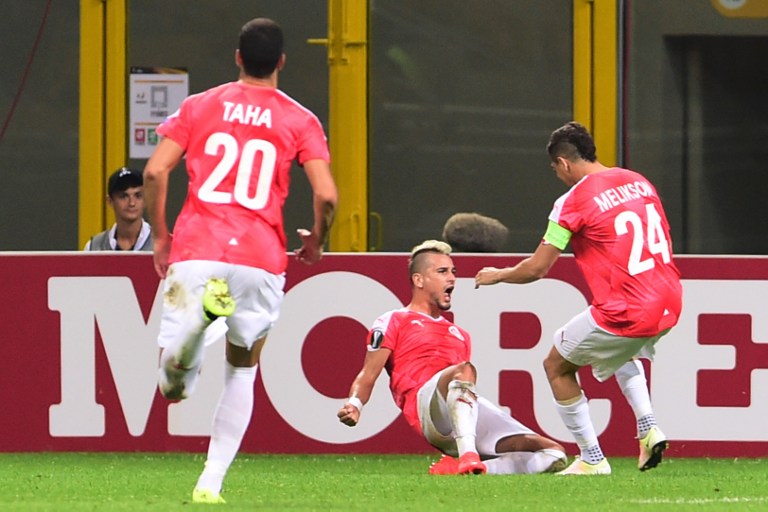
[547,121,597,163]
[239,18,284,78]
[108,167,143,196]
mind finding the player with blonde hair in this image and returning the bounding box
[339,240,566,475]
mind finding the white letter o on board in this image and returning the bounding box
[260,271,403,443]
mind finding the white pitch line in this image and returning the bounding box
[631,497,767,505]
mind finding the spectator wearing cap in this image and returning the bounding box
[84,167,153,251]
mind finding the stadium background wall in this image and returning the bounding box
[1,1,767,254]
[2,252,767,458]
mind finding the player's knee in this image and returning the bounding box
[452,361,477,382]
[614,359,644,385]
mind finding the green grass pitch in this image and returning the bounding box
[1,453,766,511]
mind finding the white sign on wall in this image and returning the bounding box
[129,67,188,159]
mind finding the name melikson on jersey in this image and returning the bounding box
[222,101,272,128]
[593,180,655,213]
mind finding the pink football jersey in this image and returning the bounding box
[549,168,682,336]
[157,81,330,274]
[368,308,471,435]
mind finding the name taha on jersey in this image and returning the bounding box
[222,101,272,128]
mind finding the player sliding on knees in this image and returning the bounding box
[338,240,567,475]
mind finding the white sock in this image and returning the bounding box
[485,449,567,474]
[195,363,257,494]
[527,449,567,473]
[446,380,479,456]
[554,393,604,464]
[484,453,529,474]
[614,360,655,437]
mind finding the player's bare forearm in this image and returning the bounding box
[295,158,337,264]
[347,373,376,406]
[295,197,337,265]
[313,198,336,245]
[304,158,338,246]
[475,259,539,287]
[338,349,390,427]
[475,243,561,288]
[143,170,171,276]
[143,176,169,240]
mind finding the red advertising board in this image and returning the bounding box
[2,252,767,458]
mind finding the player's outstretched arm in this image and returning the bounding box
[475,243,561,288]
[338,348,391,427]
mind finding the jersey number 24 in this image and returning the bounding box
[614,203,671,276]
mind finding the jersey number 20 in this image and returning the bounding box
[198,132,277,210]
[614,204,671,276]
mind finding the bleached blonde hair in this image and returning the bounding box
[408,239,452,275]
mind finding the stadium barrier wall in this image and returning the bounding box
[3,252,767,457]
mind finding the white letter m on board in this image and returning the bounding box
[48,277,162,437]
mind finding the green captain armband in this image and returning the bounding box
[543,221,572,251]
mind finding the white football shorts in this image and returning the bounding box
[554,307,670,382]
[417,369,535,458]
[157,260,285,350]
